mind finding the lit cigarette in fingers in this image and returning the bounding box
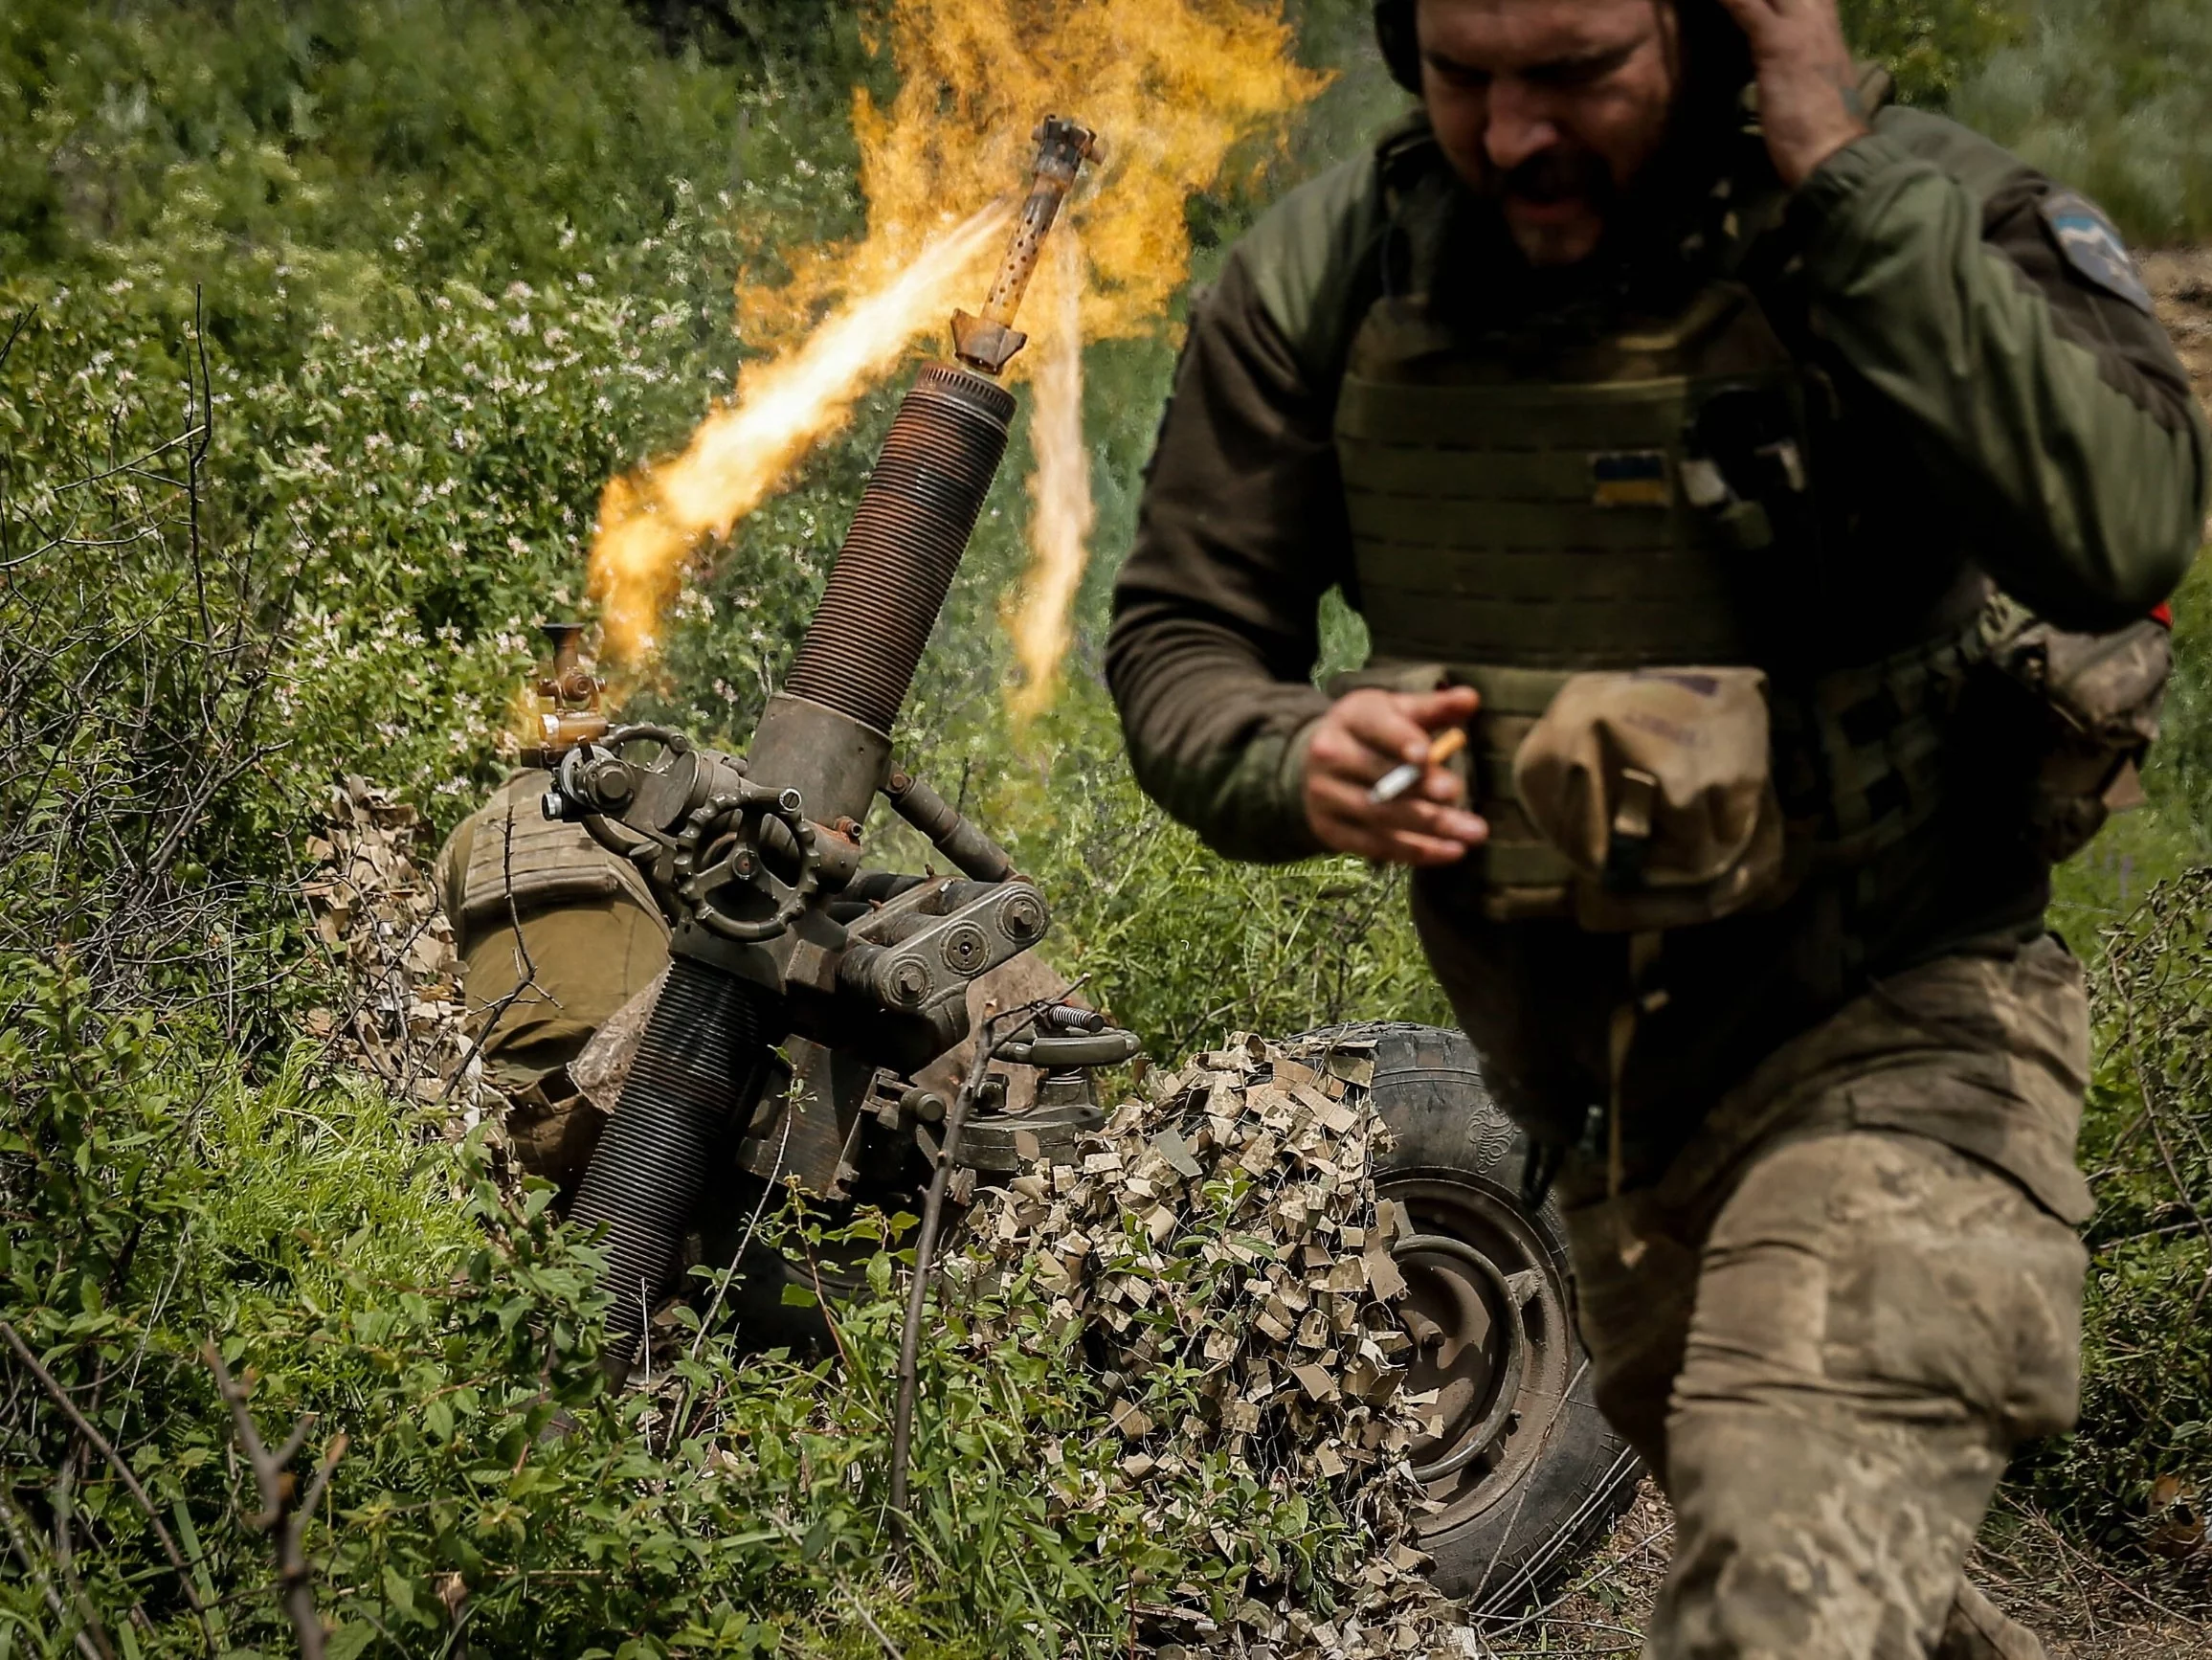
[1368,727,1468,805]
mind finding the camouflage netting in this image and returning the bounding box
[949,1034,1483,1658]
[302,775,500,1129]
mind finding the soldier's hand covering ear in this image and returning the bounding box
[1303,686,1486,866]
[1713,0,1871,187]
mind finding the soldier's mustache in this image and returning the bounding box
[1496,150,1612,208]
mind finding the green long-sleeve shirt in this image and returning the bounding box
[1107,106,2206,1156]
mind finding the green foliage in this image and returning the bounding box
[2017,870,2212,1554]
[0,0,875,364]
[1950,0,2212,244]
[1841,0,2022,107]
[2150,560,2212,832]
[0,955,1398,1653]
[908,694,1451,1057]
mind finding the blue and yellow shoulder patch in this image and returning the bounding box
[2040,190,2154,315]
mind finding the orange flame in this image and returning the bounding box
[1009,229,1092,722]
[589,208,1007,662]
[587,0,1328,675]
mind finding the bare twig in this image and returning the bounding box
[184,288,213,644]
[0,1321,219,1654]
[797,1231,860,1381]
[0,303,34,377]
[759,1513,905,1658]
[203,1343,346,1660]
[691,1109,795,1364]
[835,1577,906,1660]
[669,1109,800,1448]
[2018,1498,2207,1632]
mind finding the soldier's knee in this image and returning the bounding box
[1684,1132,2085,1443]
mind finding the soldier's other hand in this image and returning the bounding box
[1714,0,1872,188]
[1304,686,1486,866]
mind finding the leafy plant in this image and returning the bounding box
[2016,868,2212,1559]
[1842,0,2022,106]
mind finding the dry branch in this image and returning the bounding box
[203,1343,346,1660]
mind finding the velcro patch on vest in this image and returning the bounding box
[1590,450,1671,509]
[2040,190,2154,315]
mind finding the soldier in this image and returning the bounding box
[436,769,670,1194]
[1107,0,2206,1655]
[436,767,1080,1199]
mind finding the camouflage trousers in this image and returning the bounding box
[1553,939,2090,1660]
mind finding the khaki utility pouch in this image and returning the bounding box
[1978,596,2172,864]
[1513,667,1790,932]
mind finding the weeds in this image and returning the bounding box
[1952,0,2212,244]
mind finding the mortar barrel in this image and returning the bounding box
[567,955,778,1376]
[781,364,1015,743]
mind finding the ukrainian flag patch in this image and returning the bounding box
[1591,450,1671,508]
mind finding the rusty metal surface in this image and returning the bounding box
[951,114,1097,375]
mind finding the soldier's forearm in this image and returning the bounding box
[1108,242,1360,865]
[1106,617,1329,864]
[1795,131,2208,631]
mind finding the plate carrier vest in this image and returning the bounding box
[1333,144,1980,921]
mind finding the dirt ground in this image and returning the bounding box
[1458,1480,2212,1658]
[2147,248,2212,413]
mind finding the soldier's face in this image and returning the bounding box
[1416,0,1685,267]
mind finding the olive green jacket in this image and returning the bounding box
[1108,109,2207,869]
[1107,108,2205,1160]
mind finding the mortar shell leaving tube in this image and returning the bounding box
[950,114,1098,376]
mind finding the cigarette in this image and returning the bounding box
[1368,726,1467,805]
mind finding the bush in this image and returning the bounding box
[2018,870,2212,1557]
[0,0,876,365]
[1949,0,2212,244]
[0,953,1429,1655]
[1842,0,2022,106]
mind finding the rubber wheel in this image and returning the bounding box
[1297,1021,1641,1610]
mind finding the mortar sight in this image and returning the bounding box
[518,619,608,766]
